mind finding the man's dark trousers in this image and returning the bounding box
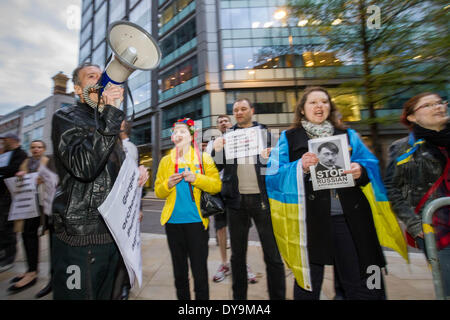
[51,235,120,300]
[227,194,286,300]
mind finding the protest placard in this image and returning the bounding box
[38,166,59,215]
[223,127,264,160]
[4,173,39,220]
[98,155,142,288]
[308,134,355,191]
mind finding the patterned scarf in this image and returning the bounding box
[301,119,334,139]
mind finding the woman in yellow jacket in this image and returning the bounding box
[155,118,221,300]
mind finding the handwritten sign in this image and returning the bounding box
[98,155,142,288]
[4,173,39,220]
[223,127,264,159]
[38,166,59,216]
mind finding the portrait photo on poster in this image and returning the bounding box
[308,134,354,191]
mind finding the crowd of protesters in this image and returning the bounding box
[0,62,448,300]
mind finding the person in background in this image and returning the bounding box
[0,133,27,273]
[384,92,450,298]
[206,115,258,284]
[8,140,48,293]
[155,118,221,300]
[212,99,285,300]
[112,120,144,300]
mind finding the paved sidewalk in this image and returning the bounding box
[0,233,436,300]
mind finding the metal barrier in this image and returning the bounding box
[422,197,450,300]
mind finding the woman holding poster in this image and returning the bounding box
[155,118,221,300]
[266,87,407,300]
[8,140,49,294]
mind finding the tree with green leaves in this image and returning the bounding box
[288,0,449,164]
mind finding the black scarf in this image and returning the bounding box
[413,122,450,149]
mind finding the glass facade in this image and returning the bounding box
[160,18,196,59]
[225,89,296,114]
[161,94,210,137]
[130,0,151,30]
[109,0,126,22]
[93,2,107,48]
[160,56,198,93]
[131,122,151,146]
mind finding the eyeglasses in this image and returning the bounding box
[413,100,448,112]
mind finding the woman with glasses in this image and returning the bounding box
[384,92,450,298]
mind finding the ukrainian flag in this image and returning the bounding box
[266,129,408,291]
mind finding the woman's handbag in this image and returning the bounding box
[200,191,225,217]
[198,151,225,218]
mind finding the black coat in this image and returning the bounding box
[0,146,28,202]
[51,102,125,246]
[285,127,386,273]
[213,121,271,210]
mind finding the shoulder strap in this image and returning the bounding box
[414,153,450,214]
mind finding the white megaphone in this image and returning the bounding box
[97,20,161,107]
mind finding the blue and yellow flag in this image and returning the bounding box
[266,129,408,291]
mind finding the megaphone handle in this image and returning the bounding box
[104,82,123,108]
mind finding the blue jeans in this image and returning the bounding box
[417,238,450,298]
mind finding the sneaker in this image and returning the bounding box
[247,264,258,284]
[213,263,230,283]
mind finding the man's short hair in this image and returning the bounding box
[216,114,231,123]
[318,142,339,154]
[234,98,254,109]
[0,132,20,141]
[72,62,101,86]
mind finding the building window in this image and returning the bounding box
[79,39,92,64]
[160,56,198,92]
[32,126,44,140]
[109,0,126,23]
[92,41,106,69]
[93,2,107,47]
[225,89,292,114]
[160,0,194,27]
[160,18,196,57]
[81,3,93,29]
[34,107,46,122]
[80,21,92,47]
[131,122,151,146]
[130,0,151,31]
[23,114,34,127]
[162,95,204,130]
[22,131,31,152]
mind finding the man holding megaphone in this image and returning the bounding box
[50,62,148,300]
[50,20,159,300]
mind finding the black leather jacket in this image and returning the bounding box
[51,102,125,246]
[384,135,446,238]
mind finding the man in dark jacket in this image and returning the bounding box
[212,98,285,300]
[0,133,27,272]
[51,62,147,299]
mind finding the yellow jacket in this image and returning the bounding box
[155,147,222,229]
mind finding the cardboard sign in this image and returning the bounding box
[98,155,143,288]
